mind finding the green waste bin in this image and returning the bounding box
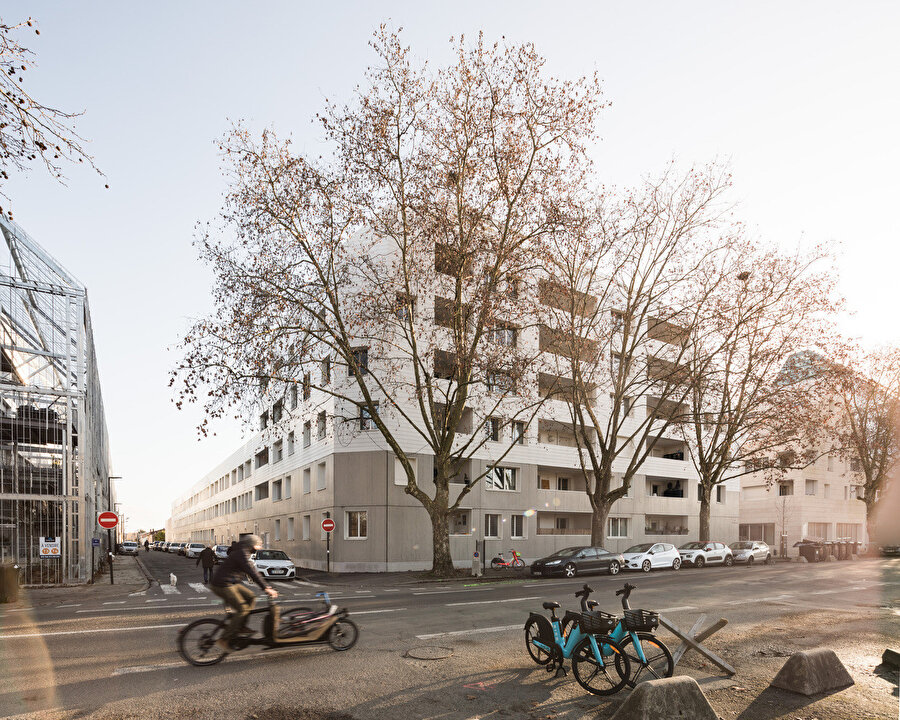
[0,564,19,603]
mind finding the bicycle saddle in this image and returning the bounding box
[542,601,560,610]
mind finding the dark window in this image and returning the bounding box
[303,373,311,400]
[350,348,368,376]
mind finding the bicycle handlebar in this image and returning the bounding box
[574,584,594,611]
[615,583,637,609]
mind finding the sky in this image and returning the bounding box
[1,2,898,532]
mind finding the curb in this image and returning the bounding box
[134,555,154,591]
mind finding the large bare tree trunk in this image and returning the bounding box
[428,506,453,576]
[698,483,711,542]
[591,502,611,546]
[864,497,877,556]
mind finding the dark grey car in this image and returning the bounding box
[530,546,625,578]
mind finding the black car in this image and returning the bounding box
[530,546,625,578]
[880,544,900,557]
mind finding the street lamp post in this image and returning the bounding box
[108,476,122,585]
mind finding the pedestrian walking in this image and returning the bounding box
[226,540,238,556]
[197,544,216,584]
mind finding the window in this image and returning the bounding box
[360,404,378,431]
[273,400,283,423]
[555,517,568,531]
[608,517,629,538]
[716,485,725,503]
[303,421,311,447]
[395,457,416,486]
[320,356,331,385]
[484,513,500,538]
[287,432,295,455]
[244,460,252,480]
[488,326,517,347]
[317,462,326,490]
[557,477,570,491]
[272,479,283,502]
[302,515,310,541]
[849,458,861,472]
[255,482,269,501]
[808,522,830,540]
[260,411,269,431]
[539,476,551,490]
[347,510,367,539]
[395,293,416,321]
[284,476,291,499]
[486,371,513,393]
[510,514,525,539]
[485,417,500,442]
[823,483,830,499]
[317,411,326,440]
[303,467,311,494]
[303,372,311,401]
[290,384,298,410]
[451,510,471,535]
[778,482,793,496]
[513,421,525,445]
[255,447,269,469]
[274,519,281,541]
[805,479,816,496]
[836,523,860,541]
[287,517,295,541]
[350,348,368,376]
[487,466,517,491]
[827,455,834,472]
[273,440,283,464]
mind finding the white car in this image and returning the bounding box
[250,549,296,579]
[185,543,207,559]
[118,541,139,556]
[622,542,682,572]
[214,545,230,562]
[678,541,734,568]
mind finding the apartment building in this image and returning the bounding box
[739,453,867,557]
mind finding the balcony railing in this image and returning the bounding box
[536,527,591,536]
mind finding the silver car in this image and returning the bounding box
[729,541,772,565]
[118,541,139,556]
[678,541,734,568]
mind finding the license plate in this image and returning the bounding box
[270,569,286,575]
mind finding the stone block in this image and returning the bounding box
[770,648,854,696]
[883,648,900,669]
[609,676,718,720]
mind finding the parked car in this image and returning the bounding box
[622,542,682,572]
[678,541,734,568]
[118,541,139,556]
[177,542,188,556]
[729,540,772,565]
[214,545,230,562]
[530,546,624,578]
[185,542,207,559]
[249,549,296,579]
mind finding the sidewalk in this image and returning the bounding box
[297,565,532,589]
[4,556,152,608]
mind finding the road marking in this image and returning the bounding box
[0,623,183,639]
[726,594,792,605]
[446,596,541,607]
[113,661,183,675]
[416,624,522,640]
[103,601,126,605]
[657,606,697,613]
[522,582,576,588]
[186,596,206,601]
[58,604,81,608]
[355,590,371,594]
[353,608,406,615]
[188,583,209,594]
[413,588,494,596]
[78,603,219,613]
[161,585,180,595]
[383,589,400,592]
[145,599,167,603]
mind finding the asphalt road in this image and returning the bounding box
[1,554,897,719]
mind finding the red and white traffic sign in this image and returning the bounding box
[97,511,119,529]
[321,518,335,533]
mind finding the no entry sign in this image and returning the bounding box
[321,518,335,533]
[98,511,119,529]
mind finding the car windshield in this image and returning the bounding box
[730,542,753,550]
[548,547,584,558]
[215,546,228,552]
[256,550,289,561]
[625,543,653,553]
[680,542,704,549]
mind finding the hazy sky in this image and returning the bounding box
[2,2,898,532]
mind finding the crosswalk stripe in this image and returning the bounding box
[161,585,180,595]
[188,583,210,594]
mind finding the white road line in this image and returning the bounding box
[0,623,183,639]
[78,603,219,613]
[657,606,697,613]
[413,588,494,596]
[58,604,81,608]
[383,589,400,592]
[355,590,371,594]
[446,596,541,607]
[186,597,206,601]
[353,608,406,615]
[416,624,522,640]
[726,594,792,605]
[188,583,210,594]
[522,582,576,588]
[103,601,126,605]
[161,585,180,595]
[113,661,184,675]
[145,599,167,603]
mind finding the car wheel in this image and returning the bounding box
[672,557,681,571]
[564,563,577,578]
[746,555,754,566]
[641,559,651,573]
[723,555,734,567]
[608,560,620,575]
[695,556,705,569]
[765,554,773,565]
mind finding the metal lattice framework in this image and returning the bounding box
[0,216,111,584]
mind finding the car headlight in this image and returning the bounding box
[546,560,561,565]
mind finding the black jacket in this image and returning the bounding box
[210,547,268,590]
[196,546,216,569]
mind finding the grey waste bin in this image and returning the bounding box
[796,543,821,563]
[0,564,19,603]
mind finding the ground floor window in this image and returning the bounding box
[302,515,310,541]
[451,510,471,535]
[346,510,368,539]
[836,523,860,541]
[485,513,500,538]
[807,522,830,541]
[739,523,775,545]
[607,517,628,539]
[510,514,525,539]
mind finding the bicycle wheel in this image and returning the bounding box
[524,617,553,665]
[513,558,526,569]
[327,619,359,651]
[571,635,631,696]
[177,618,228,666]
[490,558,503,569]
[614,631,674,687]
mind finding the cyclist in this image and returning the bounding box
[209,534,277,650]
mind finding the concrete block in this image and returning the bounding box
[770,648,854,696]
[609,676,718,720]
[882,648,900,669]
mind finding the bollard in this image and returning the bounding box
[471,551,482,577]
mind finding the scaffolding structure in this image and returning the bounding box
[0,216,111,584]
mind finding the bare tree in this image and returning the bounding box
[831,346,900,548]
[173,29,604,575]
[544,164,737,545]
[0,17,104,215]
[680,243,840,541]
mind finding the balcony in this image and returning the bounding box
[644,514,689,536]
[536,511,592,536]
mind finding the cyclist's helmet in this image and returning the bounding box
[239,534,263,551]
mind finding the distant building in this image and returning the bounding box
[0,217,113,584]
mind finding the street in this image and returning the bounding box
[0,555,897,719]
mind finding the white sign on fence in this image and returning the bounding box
[39,536,61,558]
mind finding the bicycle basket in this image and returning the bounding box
[580,610,617,635]
[623,608,659,632]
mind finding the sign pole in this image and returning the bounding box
[90,543,94,584]
[322,512,334,574]
[107,528,114,585]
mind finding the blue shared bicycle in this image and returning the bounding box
[524,585,631,695]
